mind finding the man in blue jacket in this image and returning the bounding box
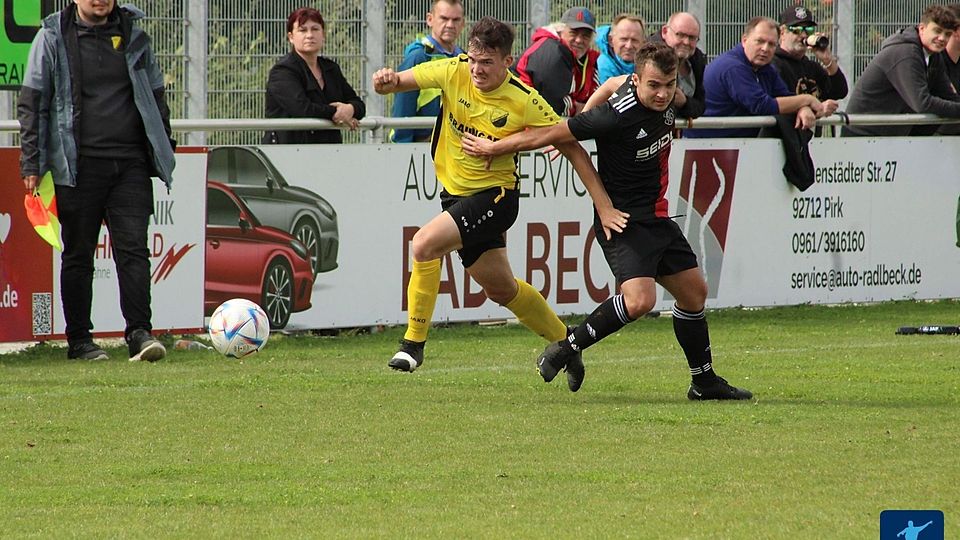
[390,0,465,142]
[686,17,831,138]
[595,14,645,83]
[18,0,175,362]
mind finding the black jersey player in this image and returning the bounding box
[461,42,752,400]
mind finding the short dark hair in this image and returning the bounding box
[432,0,463,11]
[287,7,325,34]
[468,17,514,57]
[633,41,678,75]
[743,16,779,37]
[921,4,959,30]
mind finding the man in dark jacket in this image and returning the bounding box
[843,5,960,137]
[685,17,828,138]
[945,4,960,91]
[514,6,600,116]
[18,0,175,361]
[649,11,707,120]
[938,4,960,134]
[772,5,847,106]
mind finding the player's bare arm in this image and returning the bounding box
[583,75,629,112]
[461,122,573,158]
[372,67,420,94]
[553,140,629,240]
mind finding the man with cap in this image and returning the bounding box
[514,7,600,116]
[772,5,847,114]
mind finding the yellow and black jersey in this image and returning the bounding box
[412,54,561,196]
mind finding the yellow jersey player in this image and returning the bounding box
[372,17,625,385]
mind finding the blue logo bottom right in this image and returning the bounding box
[880,510,944,540]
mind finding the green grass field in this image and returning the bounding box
[2,301,958,538]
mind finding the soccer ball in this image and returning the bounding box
[208,298,270,359]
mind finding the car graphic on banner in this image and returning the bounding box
[205,182,314,329]
[207,146,339,277]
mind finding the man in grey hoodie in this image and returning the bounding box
[18,0,175,361]
[843,4,960,136]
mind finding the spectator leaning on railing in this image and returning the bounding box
[943,4,960,91]
[263,7,366,144]
[684,17,834,138]
[938,4,960,135]
[842,4,960,137]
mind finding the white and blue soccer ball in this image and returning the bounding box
[208,298,270,359]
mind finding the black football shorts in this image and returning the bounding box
[441,185,519,268]
[595,217,699,282]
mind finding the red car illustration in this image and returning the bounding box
[205,182,314,329]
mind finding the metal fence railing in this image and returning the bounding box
[0,0,936,146]
[3,114,958,138]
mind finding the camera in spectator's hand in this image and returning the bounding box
[806,33,829,49]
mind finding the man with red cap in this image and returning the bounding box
[514,7,600,116]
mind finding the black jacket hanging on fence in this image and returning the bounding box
[760,114,815,191]
[263,51,366,144]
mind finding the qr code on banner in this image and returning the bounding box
[32,293,52,335]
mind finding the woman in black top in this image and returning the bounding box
[263,7,365,144]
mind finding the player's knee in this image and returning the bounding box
[484,284,516,305]
[675,282,708,310]
[410,231,439,262]
[622,294,655,320]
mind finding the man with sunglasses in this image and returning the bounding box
[772,5,847,119]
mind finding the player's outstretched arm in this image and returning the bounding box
[461,123,574,159]
[554,140,629,240]
[372,68,419,95]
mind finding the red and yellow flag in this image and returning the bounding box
[23,172,62,251]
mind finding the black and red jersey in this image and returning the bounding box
[567,77,675,220]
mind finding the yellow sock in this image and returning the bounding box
[504,278,567,342]
[404,259,441,342]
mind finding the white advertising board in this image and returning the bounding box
[24,137,958,338]
[675,138,960,307]
[251,137,960,330]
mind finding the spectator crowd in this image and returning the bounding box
[332,2,960,141]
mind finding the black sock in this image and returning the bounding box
[561,294,634,352]
[672,305,719,386]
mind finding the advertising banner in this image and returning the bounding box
[2,136,958,341]
[0,1,56,89]
[679,138,960,307]
[0,149,207,342]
